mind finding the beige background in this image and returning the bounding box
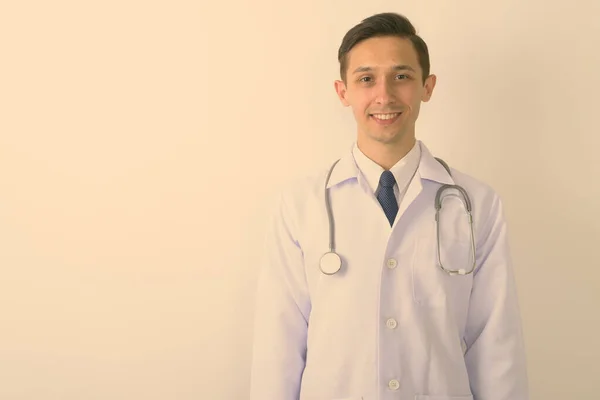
[1,0,599,399]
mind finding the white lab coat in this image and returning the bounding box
[249,141,528,400]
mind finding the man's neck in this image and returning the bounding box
[357,136,416,170]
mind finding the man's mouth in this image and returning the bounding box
[370,112,402,124]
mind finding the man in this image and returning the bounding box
[249,12,529,400]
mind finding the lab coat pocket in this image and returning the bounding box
[411,230,473,307]
[414,395,473,400]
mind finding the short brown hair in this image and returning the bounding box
[337,12,430,84]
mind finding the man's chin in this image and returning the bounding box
[360,130,416,147]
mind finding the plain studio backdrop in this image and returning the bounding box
[1,0,599,399]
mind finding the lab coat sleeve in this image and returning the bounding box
[249,188,310,400]
[464,193,529,400]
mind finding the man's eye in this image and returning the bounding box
[396,74,408,79]
[359,76,372,82]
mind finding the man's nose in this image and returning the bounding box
[374,80,395,104]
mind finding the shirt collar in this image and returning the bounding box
[326,140,455,189]
[352,140,421,194]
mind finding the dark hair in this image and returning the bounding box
[338,12,430,84]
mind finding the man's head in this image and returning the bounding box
[334,13,436,152]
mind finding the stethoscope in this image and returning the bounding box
[319,156,476,276]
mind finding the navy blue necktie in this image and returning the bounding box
[377,170,398,226]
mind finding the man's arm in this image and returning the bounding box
[464,193,529,400]
[249,189,310,400]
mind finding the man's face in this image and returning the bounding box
[334,36,436,148]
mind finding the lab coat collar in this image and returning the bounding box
[416,141,455,185]
[326,140,454,189]
[325,144,360,189]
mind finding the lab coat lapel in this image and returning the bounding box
[397,171,422,221]
[325,149,359,189]
[326,150,391,226]
[396,141,455,222]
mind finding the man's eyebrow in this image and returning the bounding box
[352,64,416,74]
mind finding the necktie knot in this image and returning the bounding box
[379,170,396,188]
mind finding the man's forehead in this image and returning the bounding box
[347,37,420,71]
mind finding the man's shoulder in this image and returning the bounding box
[448,166,497,195]
[443,164,505,221]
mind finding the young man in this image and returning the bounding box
[249,12,529,400]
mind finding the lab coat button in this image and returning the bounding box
[386,258,397,269]
[388,379,400,390]
[386,318,397,329]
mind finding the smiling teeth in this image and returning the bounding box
[373,113,399,120]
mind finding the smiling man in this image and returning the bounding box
[334,27,435,171]
[250,12,529,400]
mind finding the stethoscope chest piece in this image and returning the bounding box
[319,251,342,275]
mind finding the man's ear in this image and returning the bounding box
[334,80,350,107]
[421,74,437,102]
